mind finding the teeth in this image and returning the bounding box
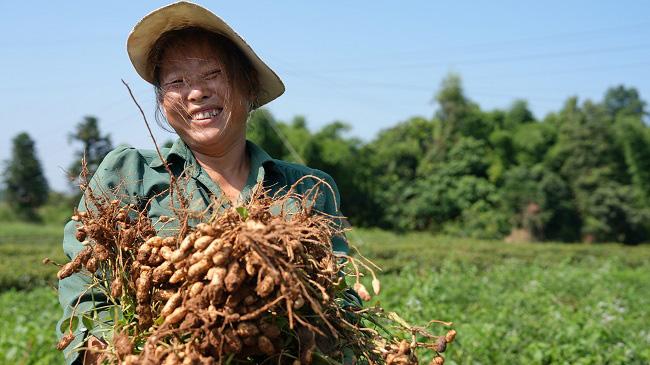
[193,109,220,120]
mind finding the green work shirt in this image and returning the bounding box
[56,138,349,364]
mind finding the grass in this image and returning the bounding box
[352,230,650,364]
[0,223,66,290]
[0,288,64,365]
[0,222,63,238]
[1,224,650,364]
[0,197,76,226]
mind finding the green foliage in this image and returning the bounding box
[247,110,373,226]
[0,202,19,222]
[2,132,49,221]
[579,181,649,243]
[390,78,649,242]
[245,76,650,242]
[511,122,556,166]
[442,200,510,239]
[487,129,515,182]
[9,74,650,242]
[368,117,435,181]
[603,85,647,119]
[368,243,650,364]
[537,171,581,241]
[0,288,64,364]
[247,109,288,159]
[434,74,491,142]
[37,192,76,225]
[0,223,64,290]
[4,228,650,364]
[615,117,650,203]
[355,230,650,363]
[67,116,113,187]
[504,99,535,130]
[440,137,490,177]
[0,193,75,226]
[384,138,498,233]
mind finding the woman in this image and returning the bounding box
[56,2,352,364]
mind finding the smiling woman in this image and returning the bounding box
[55,2,352,364]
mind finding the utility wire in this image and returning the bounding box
[313,43,650,73]
[316,20,650,61]
[266,117,305,165]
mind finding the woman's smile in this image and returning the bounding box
[190,108,223,122]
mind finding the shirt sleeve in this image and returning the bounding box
[310,171,363,309]
[56,145,145,364]
[313,170,349,256]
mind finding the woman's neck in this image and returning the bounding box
[192,138,250,204]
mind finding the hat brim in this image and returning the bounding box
[127,1,284,107]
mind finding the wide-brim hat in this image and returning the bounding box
[127,1,284,107]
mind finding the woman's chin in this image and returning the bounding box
[185,129,223,145]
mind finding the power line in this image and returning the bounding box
[467,60,650,81]
[266,119,305,165]
[318,20,650,61]
[313,43,650,73]
[279,61,649,106]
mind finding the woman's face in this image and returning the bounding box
[158,38,249,155]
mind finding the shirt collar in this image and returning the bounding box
[148,138,192,168]
[246,140,274,172]
[148,138,276,174]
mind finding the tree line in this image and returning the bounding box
[2,116,113,222]
[3,74,649,243]
[247,75,650,244]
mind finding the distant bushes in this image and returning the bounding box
[248,74,650,243]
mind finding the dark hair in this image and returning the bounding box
[147,27,260,130]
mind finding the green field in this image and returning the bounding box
[1,224,649,364]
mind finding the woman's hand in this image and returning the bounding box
[83,336,107,365]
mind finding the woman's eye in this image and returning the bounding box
[205,70,221,79]
[163,79,183,89]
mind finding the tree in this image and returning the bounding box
[575,173,648,244]
[511,122,556,166]
[487,129,515,183]
[433,74,491,145]
[3,132,49,221]
[603,85,646,119]
[543,98,646,242]
[276,116,313,163]
[500,166,580,241]
[504,99,535,130]
[434,74,472,132]
[246,109,287,159]
[299,121,368,224]
[361,117,436,227]
[615,117,650,203]
[68,116,113,186]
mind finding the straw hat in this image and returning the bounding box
[127,1,285,107]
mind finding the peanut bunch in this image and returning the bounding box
[53,181,455,365]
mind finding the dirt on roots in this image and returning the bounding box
[53,176,454,365]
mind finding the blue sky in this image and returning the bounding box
[1,1,649,191]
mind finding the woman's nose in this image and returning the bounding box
[187,82,212,102]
